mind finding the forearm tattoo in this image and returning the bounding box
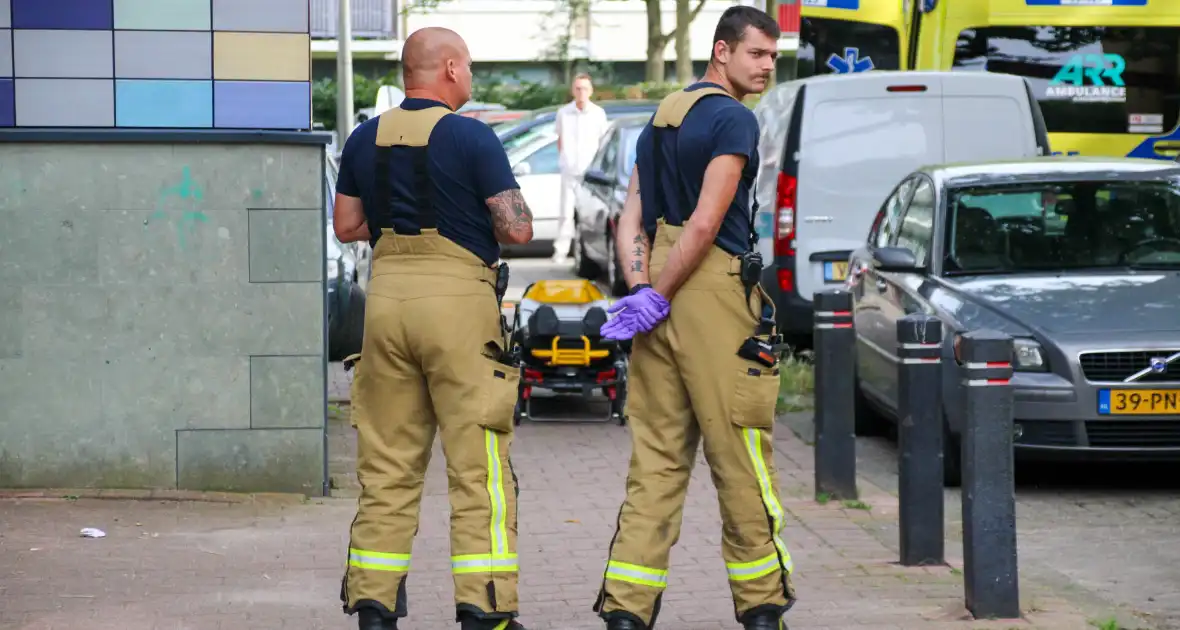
[486,189,534,242]
[629,234,649,273]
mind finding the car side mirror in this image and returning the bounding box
[872,246,921,272]
[583,169,611,186]
[512,162,531,177]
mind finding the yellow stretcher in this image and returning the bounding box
[509,279,628,425]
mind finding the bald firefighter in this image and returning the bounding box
[591,7,796,630]
[331,27,533,630]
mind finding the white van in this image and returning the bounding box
[750,70,1049,345]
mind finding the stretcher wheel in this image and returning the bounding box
[514,387,530,426]
[610,359,628,426]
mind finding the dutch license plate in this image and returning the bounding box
[1097,389,1180,415]
[824,261,849,282]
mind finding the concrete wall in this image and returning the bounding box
[0,135,329,496]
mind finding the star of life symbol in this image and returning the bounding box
[826,46,875,74]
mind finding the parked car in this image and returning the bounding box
[570,115,650,296]
[751,70,1050,348]
[496,100,660,151]
[507,132,562,253]
[848,156,1180,487]
[325,151,372,362]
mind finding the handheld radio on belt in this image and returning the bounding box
[736,179,787,367]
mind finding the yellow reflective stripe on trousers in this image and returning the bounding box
[451,553,519,574]
[485,429,510,557]
[742,428,795,575]
[349,547,411,572]
[604,560,668,589]
[726,552,780,581]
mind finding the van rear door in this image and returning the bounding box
[794,74,946,302]
[940,73,1040,162]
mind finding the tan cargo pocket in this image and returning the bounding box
[730,365,781,430]
[479,340,520,434]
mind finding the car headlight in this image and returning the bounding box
[1012,338,1047,372]
[327,258,340,281]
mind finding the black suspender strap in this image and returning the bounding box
[649,126,684,227]
[410,149,437,230]
[372,145,394,244]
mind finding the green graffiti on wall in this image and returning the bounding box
[148,166,209,250]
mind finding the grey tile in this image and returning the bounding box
[245,283,325,356]
[104,283,323,358]
[0,285,19,358]
[251,355,324,429]
[20,286,111,356]
[14,79,114,127]
[102,356,250,430]
[105,284,248,357]
[0,358,174,488]
[0,211,100,285]
[97,208,248,285]
[249,209,323,283]
[212,0,309,33]
[0,30,11,77]
[176,428,324,495]
[13,30,113,78]
[115,31,212,80]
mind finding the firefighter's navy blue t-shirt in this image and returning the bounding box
[336,98,519,266]
[635,82,761,256]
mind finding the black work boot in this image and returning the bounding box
[742,612,786,630]
[459,614,528,630]
[605,618,643,630]
[357,608,398,629]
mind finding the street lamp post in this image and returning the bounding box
[336,0,355,151]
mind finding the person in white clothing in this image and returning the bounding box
[554,73,610,263]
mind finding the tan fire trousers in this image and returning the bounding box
[594,223,796,628]
[341,229,522,623]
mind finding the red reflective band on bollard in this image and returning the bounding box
[814,309,853,329]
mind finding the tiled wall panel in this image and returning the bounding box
[116,79,213,127]
[115,31,212,79]
[1,0,310,130]
[114,0,212,31]
[212,0,309,33]
[0,81,13,127]
[0,29,11,76]
[15,78,114,126]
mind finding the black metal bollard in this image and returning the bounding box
[896,314,944,566]
[812,289,857,501]
[956,329,1020,619]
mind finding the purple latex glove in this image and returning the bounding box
[601,288,670,340]
[600,310,644,340]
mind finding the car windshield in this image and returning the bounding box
[944,179,1180,274]
[503,123,556,152]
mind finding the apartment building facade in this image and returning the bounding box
[310,0,799,84]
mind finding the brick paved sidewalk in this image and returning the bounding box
[0,420,1092,630]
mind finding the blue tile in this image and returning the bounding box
[214,81,310,130]
[116,80,213,128]
[12,0,113,30]
[0,80,12,126]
